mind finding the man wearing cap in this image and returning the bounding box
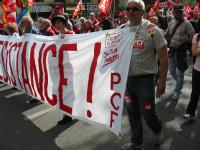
[89,12,99,28]
[121,0,168,149]
[52,15,75,125]
[166,5,195,100]
[53,15,74,35]
[79,17,86,33]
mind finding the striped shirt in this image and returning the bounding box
[126,19,167,76]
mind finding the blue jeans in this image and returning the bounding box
[124,75,162,145]
[169,54,184,94]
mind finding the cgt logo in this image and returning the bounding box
[102,31,123,68]
[105,32,123,48]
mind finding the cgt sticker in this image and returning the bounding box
[133,39,144,49]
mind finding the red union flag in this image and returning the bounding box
[149,0,160,14]
[194,2,200,13]
[98,0,112,12]
[72,0,82,19]
[184,2,192,13]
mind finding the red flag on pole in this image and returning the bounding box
[98,0,112,13]
[184,2,192,13]
[194,2,200,13]
[149,0,160,14]
[72,0,82,19]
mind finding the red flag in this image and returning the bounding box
[16,0,23,8]
[98,0,112,12]
[150,0,160,14]
[27,0,34,7]
[184,2,192,13]
[194,2,200,13]
[72,0,82,19]
[149,8,155,15]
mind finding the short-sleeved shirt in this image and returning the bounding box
[192,33,200,71]
[168,19,195,48]
[125,19,167,76]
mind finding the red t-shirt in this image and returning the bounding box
[64,30,75,34]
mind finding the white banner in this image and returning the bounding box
[0,28,136,136]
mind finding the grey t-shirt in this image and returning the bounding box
[168,19,195,48]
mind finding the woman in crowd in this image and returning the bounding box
[183,32,200,120]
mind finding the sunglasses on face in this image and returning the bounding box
[126,6,142,12]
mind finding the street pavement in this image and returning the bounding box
[0,56,200,150]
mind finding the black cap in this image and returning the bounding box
[52,15,67,25]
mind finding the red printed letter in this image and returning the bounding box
[110,72,121,90]
[43,44,57,106]
[15,42,23,90]
[1,41,9,82]
[8,42,18,86]
[110,93,121,110]
[0,40,4,80]
[21,41,33,95]
[58,43,77,114]
[110,111,118,128]
[30,42,45,100]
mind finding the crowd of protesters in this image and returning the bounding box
[1,0,200,149]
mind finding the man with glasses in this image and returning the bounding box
[121,0,168,149]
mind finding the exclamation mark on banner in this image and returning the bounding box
[86,43,101,118]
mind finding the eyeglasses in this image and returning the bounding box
[126,6,142,12]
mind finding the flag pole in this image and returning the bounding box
[112,0,115,20]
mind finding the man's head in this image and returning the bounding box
[4,23,18,35]
[90,12,96,20]
[79,17,86,23]
[41,19,51,31]
[126,0,145,25]
[52,15,67,32]
[37,17,44,29]
[173,5,184,20]
[19,16,33,32]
